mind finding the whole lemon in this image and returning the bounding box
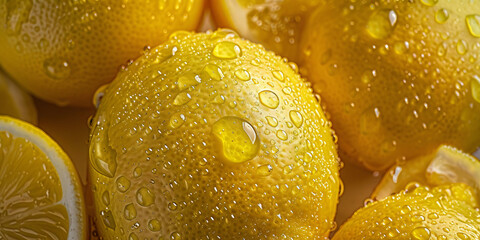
[0,0,205,106]
[89,29,340,239]
[301,0,480,170]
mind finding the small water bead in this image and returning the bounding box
[289,110,303,128]
[420,0,438,6]
[212,41,242,59]
[276,130,288,141]
[258,90,279,109]
[456,40,468,55]
[173,92,192,105]
[124,203,137,220]
[133,167,142,178]
[116,176,131,192]
[466,15,480,38]
[265,116,278,127]
[411,227,431,240]
[43,58,71,80]
[272,70,284,82]
[366,9,398,39]
[256,164,273,176]
[168,202,178,211]
[100,210,116,230]
[148,219,161,231]
[169,113,186,129]
[471,75,480,103]
[394,41,409,55]
[203,64,224,81]
[102,191,110,206]
[136,187,155,206]
[212,117,260,163]
[360,107,381,134]
[435,9,449,24]
[212,94,225,104]
[234,69,250,81]
[177,74,201,90]
[170,232,182,240]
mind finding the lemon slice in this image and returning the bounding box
[0,116,86,239]
[372,145,480,200]
[0,69,37,124]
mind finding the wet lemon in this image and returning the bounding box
[0,68,36,124]
[0,0,205,106]
[210,0,324,61]
[89,29,340,238]
[301,0,480,170]
[0,116,86,239]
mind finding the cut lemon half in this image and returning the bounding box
[0,69,37,124]
[372,145,480,201]
[0,116,86,239]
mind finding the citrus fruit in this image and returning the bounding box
[372,145,480,201]
[0,116,86,239]
[0,0,205,107]
[333,183,480,239]
[210,0,323,61]
[0,68,37,124]
[88,29,340,239]
[300,0,480,170]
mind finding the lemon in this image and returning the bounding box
[301,0,480,170]
[88,29,340,238]
[0,68,37,124]
[0,0,205,107]
[333,183,480,239]
[372,145,480,201]
[210,0,323,61]
[0,116,86,239]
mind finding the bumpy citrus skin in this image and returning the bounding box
[210,0,324,62]
[333,183,480,239]
[0,0,205,106]
[301,1,480,170]
[89,29,340,239]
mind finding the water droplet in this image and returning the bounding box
[289,111,303,128]
[136,187,155,206]
[456,40,468,55]
[388,229,400,238]
[129,233,139,240]
[133,167,142,178]
[400,205,412,214]
[173,92,192,105]
[411,227,431,240]
[90,127,117,178]
[124,203,137,220]
[210,29,239,39]
[420,0,438,6]
[203,64,224,81]
[234,69,250,81]
[169,113,186,129]
[437,44,447,57]
[147,219,161,231]
[170,232,182,240]
[435,9,449,24]
[212,94,225,104]
[258,90,279,109]
[169,30,192,40]
[100,210,116,229]
[168,202,178,211]
[102,191,110,206]
[116,176,131,192]
[276,130,288,141]
[361,70,377,84]
[466,15,480,38]
[457,233,471,240]
[265,116,278,127]
[428,213,439,219]
[394,41,409,54]
[256,164,273,176]
[360,107,381,134]
[43,58,71,80]
[5,0,33,35]
[272,70,284,82]
[366,9,397,39]
[177,74,201,90]
[471,75,480,103]
[93,84,109,109]
[212,116,260,163]
[411,214,425,223]
[212,41,242,59]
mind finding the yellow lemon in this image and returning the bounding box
[0,0,205,106]
[301,0,480,170]
[210,0,323,61]
[0,116,86,239]
[88,29,340,238]
[0,68,36,124]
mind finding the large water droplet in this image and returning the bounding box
[420,0,438,6]
[212,41,242,59]
[90,121,117,178]
[289,110,303,128]
[265,116,278,127]
[5,0,33,35]
[116,176,131,193]
[258,90,279,109]
[169,113,186,129]
[456,40,468,55]
[272,70,284,82]
[173,92,192,105]
[212,116,260,163]
[124,203,137,220]
[276,130,288,140]
[235,69,250,81]
[100,210,116,229]
[177,74,201,91]
[466,15,480,38]
[147,219,161,231]
[256,164,273,176]
[203,64,224,81]
[210,29,239,39]
[366,9,397,39]
[102,191,110,206]
[43,58,71,80]
[435,9,449,24]
[411,227,431,240]
[471,75,480,103]
[136,187,155,206]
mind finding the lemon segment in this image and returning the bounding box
[0,69,37,124]
[0,116,86,239]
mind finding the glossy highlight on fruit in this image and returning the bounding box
[301,0,480,170]
[88,29,340,239]
[0,0,205,106]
